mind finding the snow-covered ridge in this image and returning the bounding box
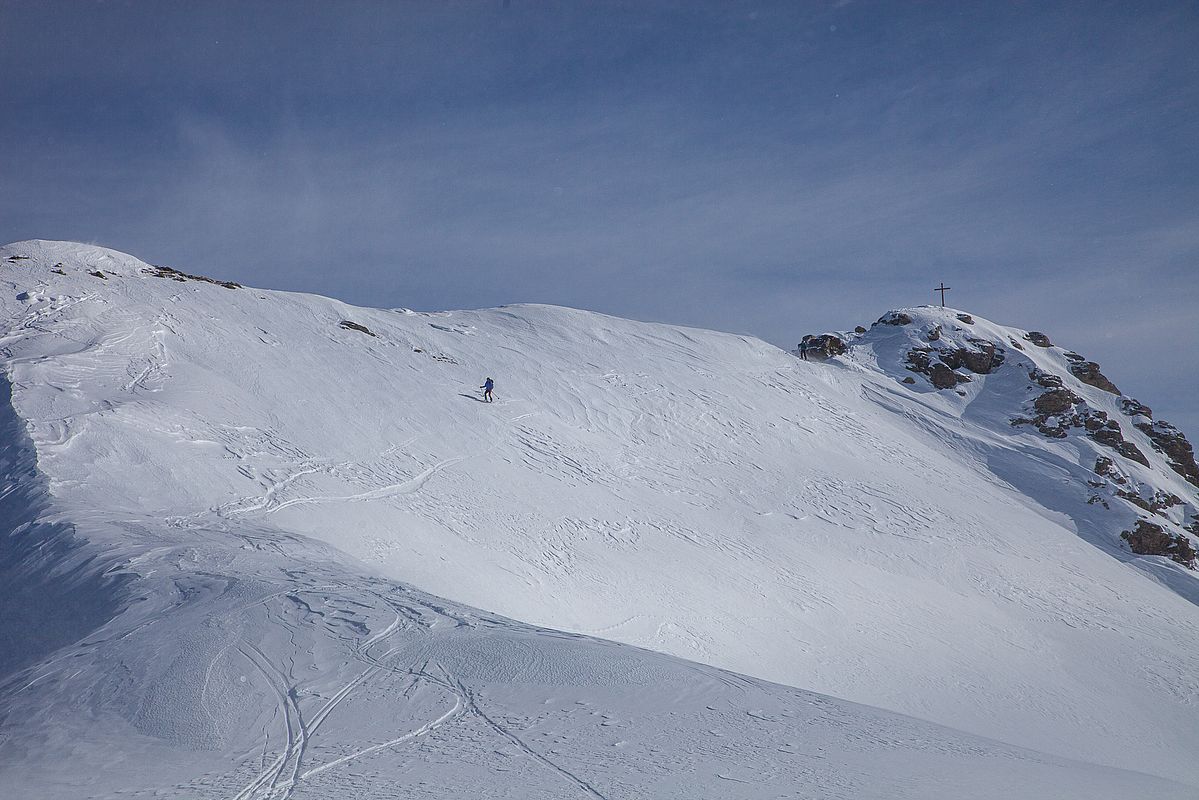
[1,240,1197,797]
[830,305,1199,570]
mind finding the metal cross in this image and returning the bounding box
[935,282,951,306]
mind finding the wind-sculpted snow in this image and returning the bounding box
[4,520,1189,800]
[1,240,1198,797]
[0,373,126,678]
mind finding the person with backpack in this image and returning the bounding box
[481,377,494,403]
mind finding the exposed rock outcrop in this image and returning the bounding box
[1114,488,1182,516]
[929,363,970,390]
[1121,520,1197,568]
[799,334,846,359]
[1012,375,1150,464]
[1029,368,1062,389]
[1024,331,1053,347]
[1134,419,1199,489]
[956,342,1004,373]
[1121,398,1153,419]
[1068,360,1120,395]
[338,320,376,337]
[1094,456,1122,481]
[1034,388,1079,416]
[878,312,912,326]
[903,338,1002,390]
[146,264,241,290]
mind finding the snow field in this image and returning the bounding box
[1,240,1197,797]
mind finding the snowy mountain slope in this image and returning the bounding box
[2,475,1187,799]
[0,240,1197,794]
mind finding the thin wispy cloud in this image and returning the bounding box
[2,1,1196,434]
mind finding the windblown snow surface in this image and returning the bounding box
[1,240,1197,799]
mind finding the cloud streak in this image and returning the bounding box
[2,1,1197,435]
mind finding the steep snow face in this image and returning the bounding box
[1,241,1198,791]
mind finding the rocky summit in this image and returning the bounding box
[826,306,1199,568]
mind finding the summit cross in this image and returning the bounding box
[935,282,951,307]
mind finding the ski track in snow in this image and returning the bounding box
[261,456,467,515]
[3,242,1199,799]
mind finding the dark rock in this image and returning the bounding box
[1028,369,1063,389]
[956,314,975,324]
[1034,389,1080,416]
[854,325,867,334]
[1116,441,1151,467]
[1063,351,1085,363]
[1091,428,1124,447]
[1120,398,1152,419]
[929,363,966,390]
[1013,386,1145,463]
[1094,456,1117,477]
[905,348,933,373]
[1121,520,1196,568]
[339,320,376,337]
[823,335,847,356]
[926,326,942,342]
[931,343,1005,375]
[1008,338,1025,351]
[1155,492,1183,512]
[1068,361,1120,394]
[879,312,912,326]
[1116,489,1153,512]
[901,376,916,384]
[1113,488,1179,515]
[804,334,846,358]
[1134,419,1199,488]
[1024,331,1053,347]
[147,264,240,290]
[958,344,1002,374]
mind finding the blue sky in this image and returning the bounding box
[2,1,1197,436]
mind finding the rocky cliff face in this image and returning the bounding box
[803,306,1199,570]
